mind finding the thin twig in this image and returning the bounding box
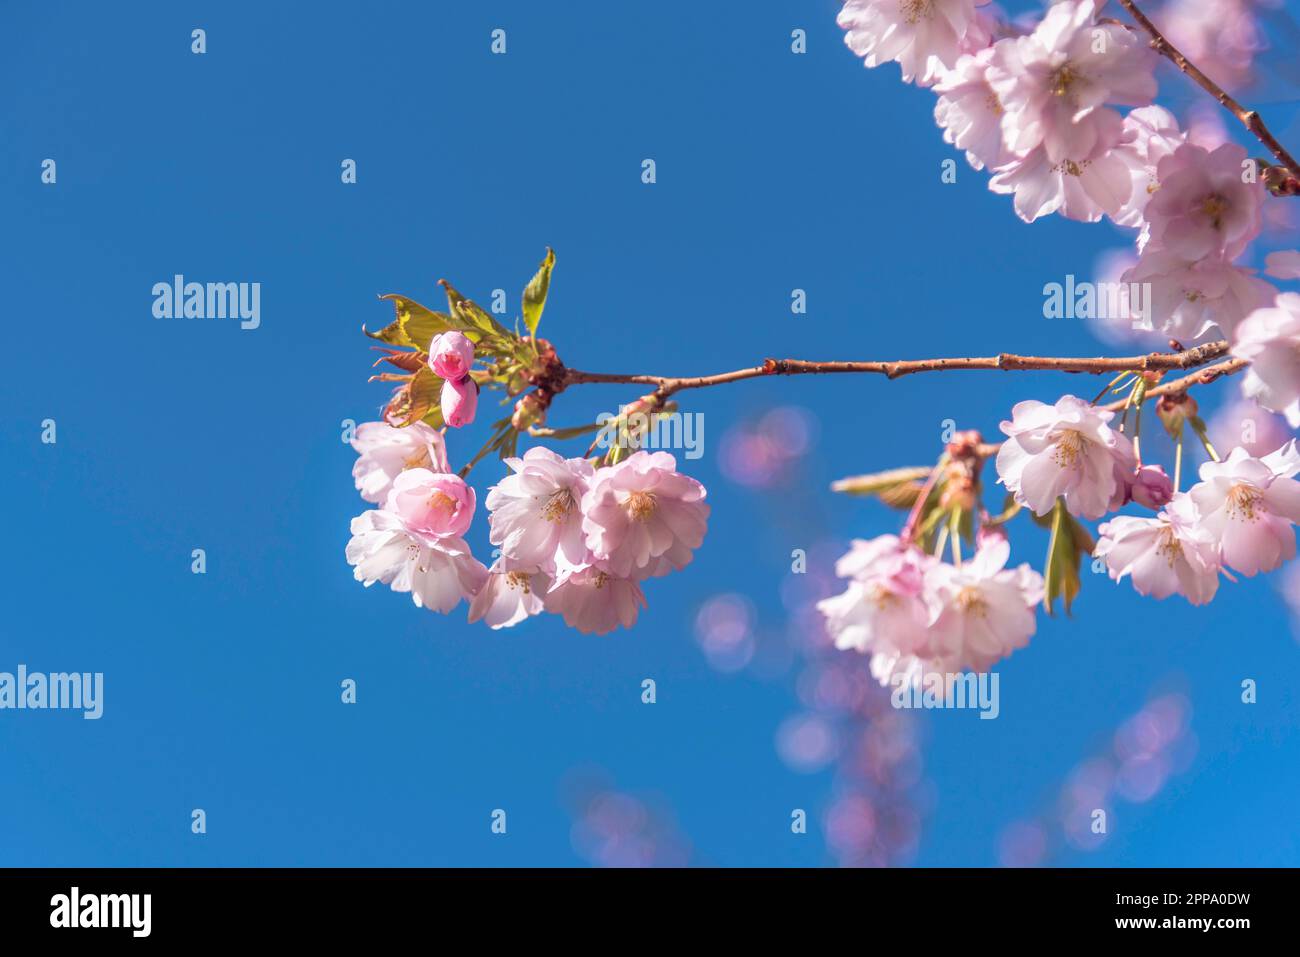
[974,358,1248,460]
[561,340,1233,402]
[1118,0,1300,182]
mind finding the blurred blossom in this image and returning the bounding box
[719,406,818,488]
[1263,190,1298,237]
[1276,561,1300,643]
[1116,752,1172,803]
[998,819,1049,868]
[1064,757,1117,812]
[776,713,839,773]
[825,793,877,859]
[1208,398,1293,459]
[1184,100,1232,150]
[1000,688,1194,863]
[563,771,693,868]
[797,662,859,713]
[1160,0,1264,94]
[693,593,757,672]
[712,404,926,866]
[1088,248,1164,349]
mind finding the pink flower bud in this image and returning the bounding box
[511,393,546,431]
[429,331,475,381]
[1130,464,1174,510]
[441,375,478,428]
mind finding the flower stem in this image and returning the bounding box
[1189,416,1222,463]
[1174,430,1184,491]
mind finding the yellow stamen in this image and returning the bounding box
[955,585,988,617]
[1050,63,1080,98]
[541,488,575,523]
[1200,193,1228,228]
[625,490,657,522]
[902,0,933,24]
[1226,483,1264,522]
[426,491,457,515]
[403,447,432,470]
[1052,429,1088,468]
[1156,527,1184,567]
[868,584,899,611]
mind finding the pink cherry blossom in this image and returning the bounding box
[428,331,475,381]
[1095,493,1220,604]
[818,535,933,657]
[933,47,1015,171]
[832,533,926,586]
[1233,292,1300,427]
[1143,142,1263,261]
[385,467,476,539]
[986,1,1156,163]
[486,447,594,571]
[996,394,1134,519]
[441,375,478,428]
[1188,445,1300,576]
[467,557,551,629]
[838,0,988,86]
[819,580,932,656]
[350,420,450,505]
[921,536,1044,673]
[868,649,933,690]
[346,509,487,613]
[1122,247,1276,340]
[1111,105,1186,229]
[581,451,710,579]
[987,108,1133,223]
[544,565,647,635]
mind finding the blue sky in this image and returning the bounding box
[3,0,1299,866]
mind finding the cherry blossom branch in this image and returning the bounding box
[559,340,1234,404]
[1100,357,1247,411]
[964,358,1249,460]
[1118,0,1300,186]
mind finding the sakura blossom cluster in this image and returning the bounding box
[477,447,709,634]
[841,0,1299,350]
[997,394,1300,605]
[832,0,1300,627]
[818,532,1043,687]
[345,408,710,635]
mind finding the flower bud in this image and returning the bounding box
[1156,392,1198,436]
[1130,464,1174,510]
[511,393,547,431]
[441,375,478,428]
[428,331,475,381]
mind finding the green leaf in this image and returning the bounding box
[440,280,512,343]
[1042,498,1094,616]
[830,466,932,509]
[537,421,605,440]
[390,366,443,427]
[522,247,555,338]
[420,406,445,430]
[367,295,453,349]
